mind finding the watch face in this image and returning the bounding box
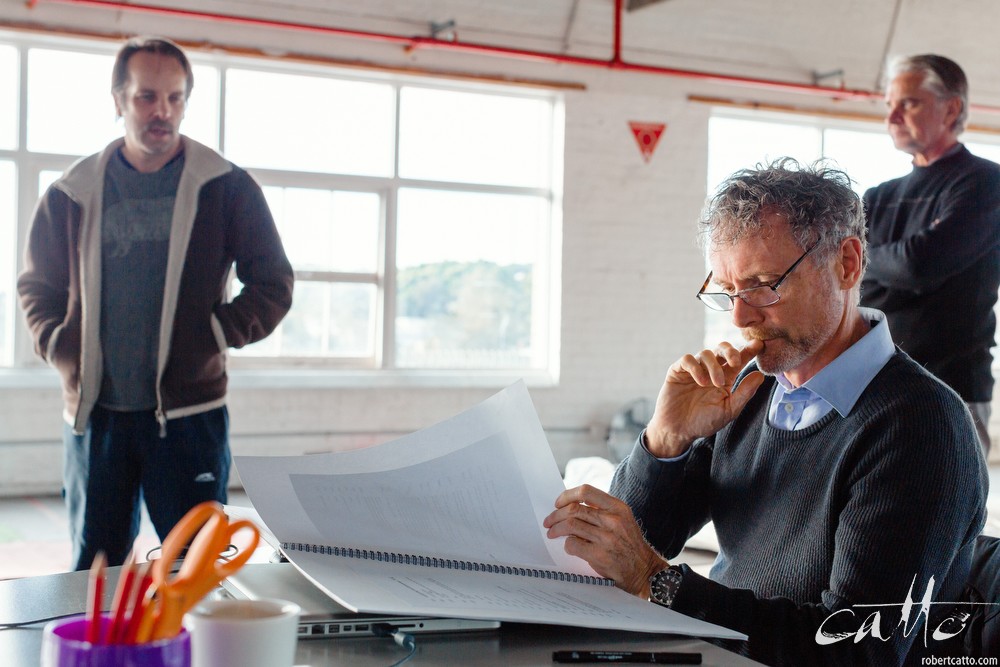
[651,567,682,608]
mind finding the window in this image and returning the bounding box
[704,110,1000,351]
[247,186,381,360]
[395,188,549,369]
[398,86,554,188]
[223,69,394,176]
[0,31,563,382]
[27,49,119,157]
[706,112,913,200]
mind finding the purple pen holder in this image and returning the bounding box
[42,614,191,667]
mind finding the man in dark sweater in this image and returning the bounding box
[544,159,987,665]
[860,54,1000,457]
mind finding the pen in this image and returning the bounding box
[123,561,154,644]
[553,651,702,664]
[107,550,137,644]
[132,585,160,645]
[85,552,106,644]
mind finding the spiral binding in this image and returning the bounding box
[281,542,615,586]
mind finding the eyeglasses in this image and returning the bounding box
[696,242,819,312]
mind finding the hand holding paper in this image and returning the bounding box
[236,382,745,640]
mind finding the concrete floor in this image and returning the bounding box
[0,490,254,579]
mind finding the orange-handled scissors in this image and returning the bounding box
[144,501,260,641]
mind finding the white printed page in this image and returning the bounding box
[288,431,555,566]
[236,382,747,640]
[236,381,592,575]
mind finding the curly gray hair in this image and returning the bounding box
[699,158,867,272]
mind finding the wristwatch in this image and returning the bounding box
[649,565,684,608]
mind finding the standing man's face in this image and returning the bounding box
[884,70,960,164]
[114,51,188,173]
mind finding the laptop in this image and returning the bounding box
[222,562,500,639]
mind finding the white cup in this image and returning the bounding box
[184,598,300,667]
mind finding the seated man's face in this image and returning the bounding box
[708,214,844,382]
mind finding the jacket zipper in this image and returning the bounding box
[156,409,167,438]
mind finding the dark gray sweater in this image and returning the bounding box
[611,352,987,666]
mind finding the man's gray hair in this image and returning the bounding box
[699,157,867,267]
[887,54,968,133]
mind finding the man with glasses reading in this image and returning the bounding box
[545,159,986,665]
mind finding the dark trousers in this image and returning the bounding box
[62,405,231,570]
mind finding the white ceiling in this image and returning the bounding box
[5,0,1000,106]
[186,0,1000,101]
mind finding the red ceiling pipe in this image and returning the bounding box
[29,0,1000,115]
[33,0,882,101]
[34,0,418,46]
[612,0,624,67]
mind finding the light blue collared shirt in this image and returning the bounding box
[768,308,895,430]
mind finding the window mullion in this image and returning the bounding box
[217,66,227,156]
[381,84,402,370]
[13,43,33,367]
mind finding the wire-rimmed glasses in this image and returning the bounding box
[696,242,819,312]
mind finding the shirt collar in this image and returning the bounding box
[775,308,895,418]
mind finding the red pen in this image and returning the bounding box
[85,552,106,644]
[132,584,160,645]
[123,561,154,644]
[107,550,137,644]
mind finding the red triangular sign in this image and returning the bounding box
[628,121,666,163]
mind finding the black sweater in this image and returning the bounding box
[860,145,1000,402]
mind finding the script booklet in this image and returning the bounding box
[235,381,745,640]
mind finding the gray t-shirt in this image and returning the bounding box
[98,148,184,411]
